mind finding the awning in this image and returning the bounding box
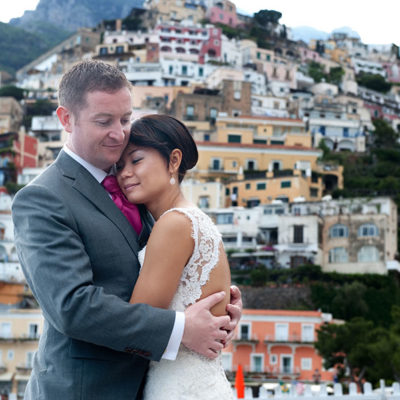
[0,372,13,381]
[15,374,30,381]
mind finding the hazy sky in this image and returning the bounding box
[0,0,398,45]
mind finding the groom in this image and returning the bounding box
[12,60,242,400]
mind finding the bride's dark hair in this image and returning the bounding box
[129,114,198,183]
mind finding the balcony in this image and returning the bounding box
[0,334,40,342]
[264,334,314,344]
[184,115,198,121]
[266,365,301,379]
[16,364,32,374]
[233,334,259,345]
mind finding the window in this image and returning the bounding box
[301,358,312,371]
[246,160,256,170]
[330,224,348,238]
[270,354,277,364]
[182,65,188,75]
[293,225,303,244]
[168,65,173,74]
[211,158,221,170]
[281,181,291,188]
[257,183,266,190]
[239,323,250,340]
[26,351,35,368]
[210,108,218,119]
[0,322,11,338]
[281,355,292,373]
[257,52,261,59]
[251,354,264,372]
[221,353,232,371]
[358,223,379,237]
[228,134,241,143]
[245,183,251,190]
[216,213,233,224]
[99,47,108,55]
[301,324,314,342]
[29,323,39,339]
[358,246,379,262]
[275,323,288,341]
[116,46,124,54]
[7,350,14,360]
[198,196,209,209]
[198,67,204,77]
[310,188,318,197]
[186,105,194,117]
[329,247,348,263]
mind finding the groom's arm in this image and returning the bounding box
[12,183,175,361]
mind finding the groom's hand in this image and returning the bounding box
[182,291,230,359]
[223,285,242,346]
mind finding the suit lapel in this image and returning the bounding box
[56,151,140,255]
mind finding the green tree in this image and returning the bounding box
[0,85,24,101]
[307,61,325,83]
[316,318,378,390]
[253,9,282,27]
[357,73,392,93]
[327,66,345,85]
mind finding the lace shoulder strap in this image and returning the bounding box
[161,207,222,306]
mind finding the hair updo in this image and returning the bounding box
[129,114,198,183]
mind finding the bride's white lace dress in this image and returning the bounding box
[138,207,234,400]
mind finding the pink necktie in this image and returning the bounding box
[102,175,143,235]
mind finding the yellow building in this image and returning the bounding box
[214,115,311,147]
[192,141,321,181]
[144,0,205,23]
[225,169,322,207]
[0,308,43,397]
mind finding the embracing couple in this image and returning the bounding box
[12,60,242,399]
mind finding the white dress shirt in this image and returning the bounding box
[63,145,184,360]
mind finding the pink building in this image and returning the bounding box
[300,47,322,64]
[222,309,335,383]
[206,0,238,27]
[156,24,221,63]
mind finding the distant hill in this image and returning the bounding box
[9,0,145,34]
[0,22,70,75]
[291,25,361,43]
[1,0,145,76]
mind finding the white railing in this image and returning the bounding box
[231,381,400,400]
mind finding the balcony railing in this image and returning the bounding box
[233,334,259,344]
[264,334,314,343]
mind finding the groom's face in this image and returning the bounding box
[68,87,133,171]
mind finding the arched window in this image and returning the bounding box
[160,46,172,52]
[329,247,348,263]
[0,245,7,262]
[176,47,186,53]
[329,224,348,238]
[357,246,379,262]
[358,223,379,237]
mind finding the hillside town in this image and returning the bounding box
[0,0,400,398]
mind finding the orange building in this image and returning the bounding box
[222,309,335,383]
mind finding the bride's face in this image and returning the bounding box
[116,143,171,205]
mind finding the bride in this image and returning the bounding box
[115,114,235,399]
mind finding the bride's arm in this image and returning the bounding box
[130,211,194,308]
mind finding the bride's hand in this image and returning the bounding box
[223,285,243,346]
[182,291,230,359]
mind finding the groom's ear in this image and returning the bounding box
[56,106,74,133]
[169,149,182,173]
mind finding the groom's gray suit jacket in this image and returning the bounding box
[12,151,176,400]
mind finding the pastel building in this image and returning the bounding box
[206,0,238,28]
[222,309,335,382]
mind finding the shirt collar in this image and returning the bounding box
[63,145,109,183]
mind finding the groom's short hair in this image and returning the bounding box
[58,60,132,115]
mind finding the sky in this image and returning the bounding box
[0,0,398,45]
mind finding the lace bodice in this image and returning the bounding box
[138,207,222,311]
[139,207,234,400]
